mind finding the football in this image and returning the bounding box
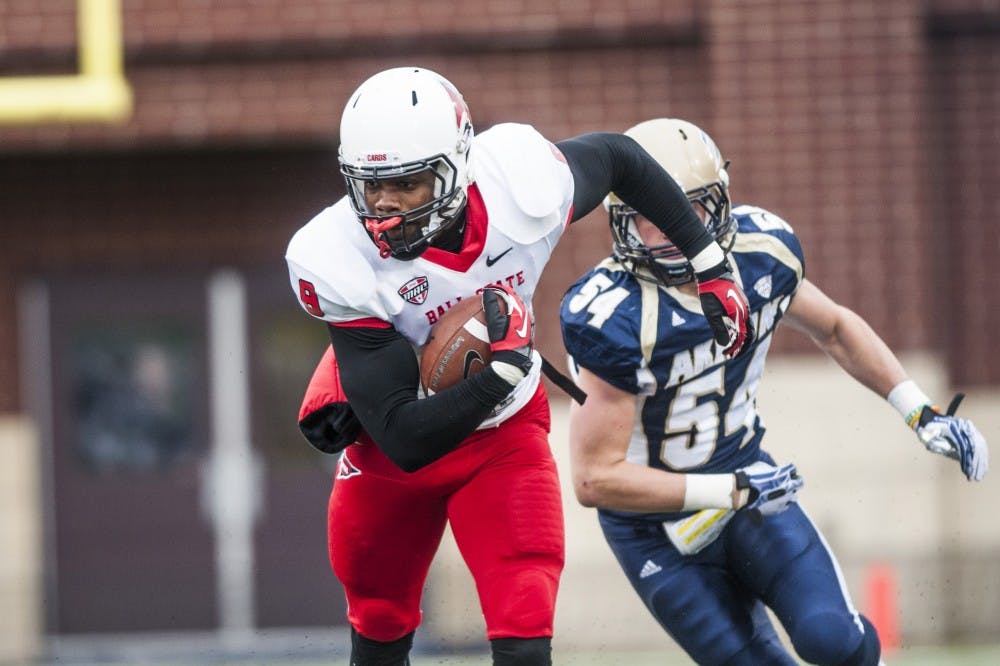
[420,295,497,394]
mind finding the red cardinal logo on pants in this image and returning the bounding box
[337,452,362,479]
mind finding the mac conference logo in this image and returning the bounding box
[398,276,429,305]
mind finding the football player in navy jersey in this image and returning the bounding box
[286,70,755,666]
[560,118,988,666]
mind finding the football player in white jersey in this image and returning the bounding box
[560,118,989,665]
[285,69,754,666]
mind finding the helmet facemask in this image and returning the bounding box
[610,180,735,286]
[341,154,467,260]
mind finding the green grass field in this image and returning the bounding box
[403,644,1000,665]
[55,644,996,665]
[44,631,1000,665]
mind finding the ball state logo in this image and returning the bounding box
[398,276,429,305]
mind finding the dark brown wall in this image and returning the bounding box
[1,0,998,412]
[927,27,1000,386]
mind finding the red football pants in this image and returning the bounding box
[328,384,565,642]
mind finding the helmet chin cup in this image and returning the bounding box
[364,216,403,259]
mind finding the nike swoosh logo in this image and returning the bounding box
[510,297,530,338]
[485,247,513,267]
[515,318,529,338]
[725,288,746,321]
[463,350,485,378]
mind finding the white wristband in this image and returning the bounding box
[682,474,734,511]
[689,243,727,275]
[887,380,932,429]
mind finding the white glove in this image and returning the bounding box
[914,394,988,482]
[734,461,803,521]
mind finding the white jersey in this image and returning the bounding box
[286,123,575,427]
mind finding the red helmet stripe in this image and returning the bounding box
[439,79,470,128]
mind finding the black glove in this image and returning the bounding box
[298,401,362,454]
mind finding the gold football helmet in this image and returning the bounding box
[609,118,736,285]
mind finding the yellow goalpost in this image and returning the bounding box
[0,0,132,124]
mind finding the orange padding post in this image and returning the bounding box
[865,562,900,654]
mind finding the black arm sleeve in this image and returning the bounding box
[556,132,714,260]
[327,323,515,472]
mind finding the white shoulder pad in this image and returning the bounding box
[285,201,384,322]
[473,123,573,241]
[733,204,795,234]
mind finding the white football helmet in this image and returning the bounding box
[609,118,735,285]
[339,67,475,259]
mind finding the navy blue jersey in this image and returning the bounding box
[563,206,878,664]
[561,204,804,481]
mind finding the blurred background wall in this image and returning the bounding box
[0,0,997,663]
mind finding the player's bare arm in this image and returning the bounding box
[782,278,908,398]
[783,278,988,481]
[570,366,797,514]
[569,366,687,512]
